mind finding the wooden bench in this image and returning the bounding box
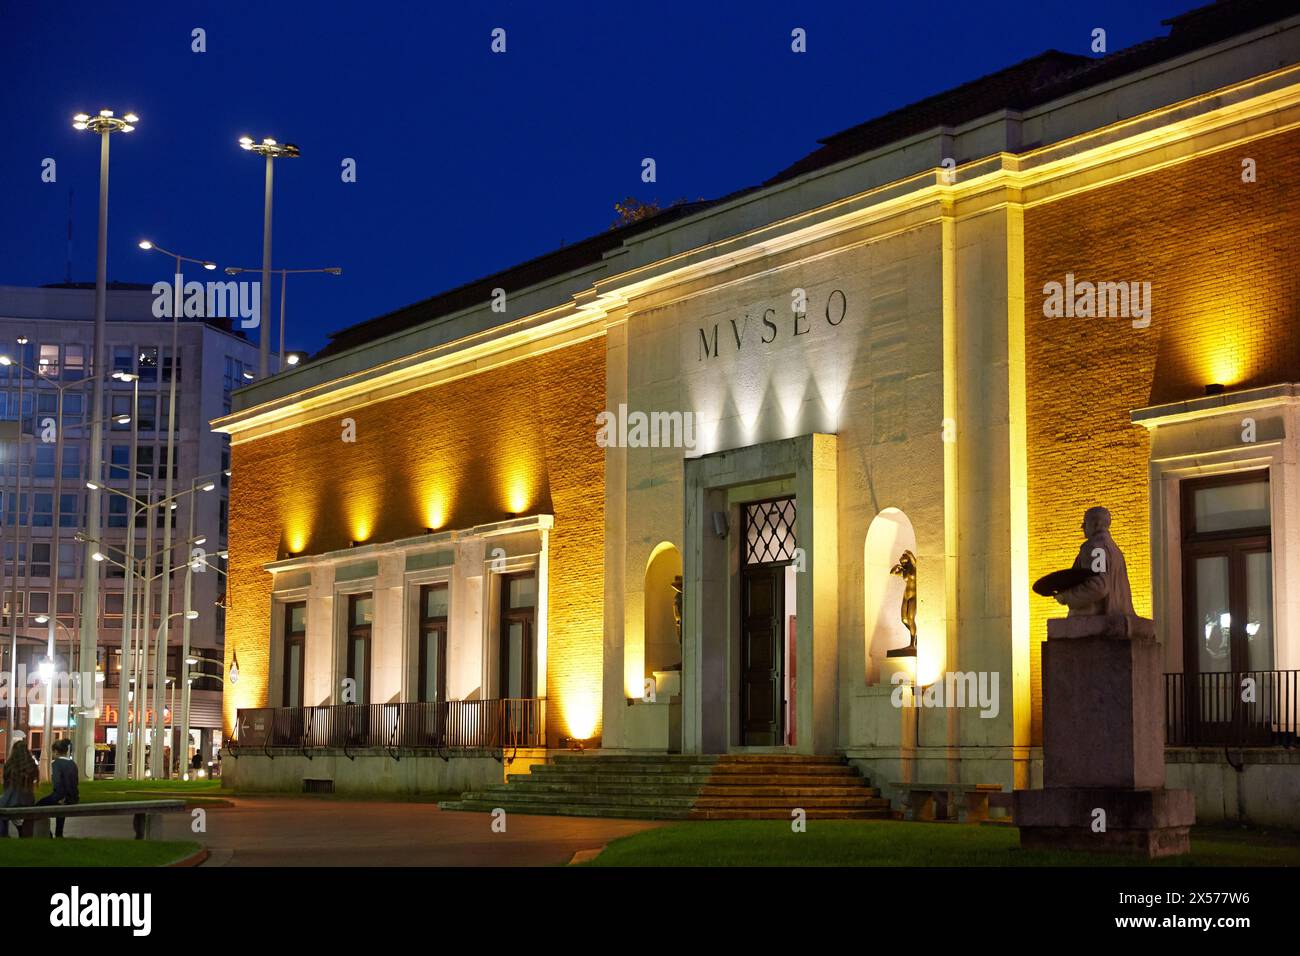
[891,783,1004,822]
[0,800,186,840]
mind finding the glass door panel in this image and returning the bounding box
[1194,555,1231,674]
[286,644,302,708]
[351,638,368,705]
[1244,549,1274,672]
[506,622,525,698]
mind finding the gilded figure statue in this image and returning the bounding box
[886,549,918,658]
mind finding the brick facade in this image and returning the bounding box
[1024,126,1300,741]
[223,336,607,742]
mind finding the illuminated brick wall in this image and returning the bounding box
[224,335,607,744]
[1024,127,1300,741]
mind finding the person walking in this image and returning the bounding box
[35,738,79,837]
[1,735,39,837]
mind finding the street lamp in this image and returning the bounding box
[135,239,220,780]
[238,136,300,378]
[85,532,206,779]
[85,455,210,780]
[0,352,124,779]
[2,336,30,750]
[183,655,224,778]
[155,608,197,775]
[34,614,79,768]
[72,107,137,779]
[224,266,340,373]
[176,471,224,779]
[107,369,139,778]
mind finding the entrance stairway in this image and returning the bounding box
[439,753,893,820]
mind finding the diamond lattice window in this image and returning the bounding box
[743,497,797,566]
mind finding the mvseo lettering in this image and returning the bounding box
[698,289,849,361]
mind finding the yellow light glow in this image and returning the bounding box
[563,692,600,741]
[285,527,308,554]
[424,482,453,530]
[915,641,945,690]
[504,468,533,515]
[1208,354,1243,389]
[345,486,380,546]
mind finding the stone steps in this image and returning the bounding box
[498,778,879,797]
[528,761,859,777]
[439,753,893,821]
[458,788,886,810]
[518,770,860,787]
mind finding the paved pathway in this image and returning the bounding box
[66,796,662,866]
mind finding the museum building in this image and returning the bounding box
[217,1,1300,824]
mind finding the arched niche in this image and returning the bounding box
[863,508,917,683]
[644,543,683,678]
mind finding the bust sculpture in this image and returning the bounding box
[1053,506,1135,618]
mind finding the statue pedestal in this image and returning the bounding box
[1013,614,1194,858]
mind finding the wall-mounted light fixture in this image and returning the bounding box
[711,511,729,539]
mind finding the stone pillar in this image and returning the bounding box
[1013,614,1195,858]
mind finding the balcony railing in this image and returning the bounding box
[1165,670,1298,747]
[233,698,546,753]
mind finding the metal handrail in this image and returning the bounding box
[237,698,547,752]
[1164,670,1298,749]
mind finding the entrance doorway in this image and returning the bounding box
[739,497,797,747]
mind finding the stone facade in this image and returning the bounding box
[217,14,1300,822]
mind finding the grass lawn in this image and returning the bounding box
[586,820,1300,867]
[0,838,201,867]
[36,778,230,806]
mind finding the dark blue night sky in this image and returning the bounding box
[2,1,1190,355]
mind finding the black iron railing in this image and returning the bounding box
[1165,670,1298,747]
[234,698,546,751]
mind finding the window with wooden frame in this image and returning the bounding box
[346,593,374,705]
[282,601,306,708]
[418,583,448,703]
[498,572,537,699]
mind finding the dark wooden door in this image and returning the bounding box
[741,565,784,746]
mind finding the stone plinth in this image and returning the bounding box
[1013,613,1195,858]
[1015,787,1194,857]
[1042,623,1163,789]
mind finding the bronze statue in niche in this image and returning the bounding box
[671,575,683,643]
[886,549,918,658]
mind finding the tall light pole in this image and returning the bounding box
[86,475,215,778]
[224,266,340,373]
[0,352,125,777]
[111,370,139,778]
[2,336,29,750]
[136,240,217,779]
[184,657,222,777]
[177,472,222,775]
[4,335,31,749]
[238,136,299,378]
[72,108,137,779]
